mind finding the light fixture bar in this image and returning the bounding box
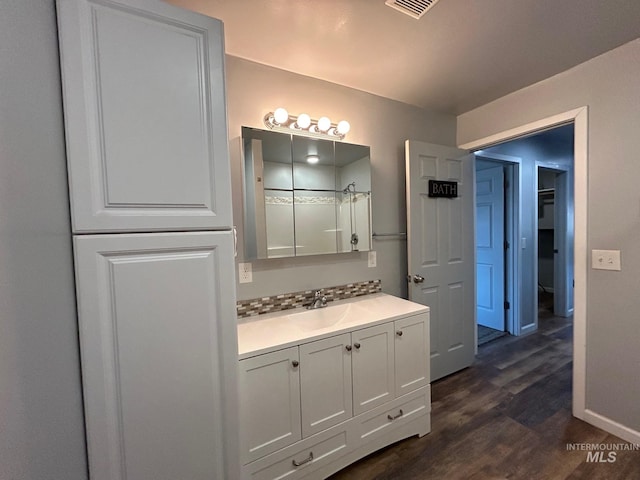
[263,109,350,140]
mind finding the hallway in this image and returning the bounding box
[331,313,639,479]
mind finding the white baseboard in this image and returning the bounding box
[583,409,640,444]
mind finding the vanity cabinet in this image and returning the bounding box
[59,0,232,233]
[240,347,302,464]
[238,304,430,480]
[394,315,430,397]
[58,0,239,479]
[351,323,395,415]
[300,333,353,437]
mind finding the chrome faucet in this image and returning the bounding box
[307,290,328,309]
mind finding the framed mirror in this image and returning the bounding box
[242,127,371,259]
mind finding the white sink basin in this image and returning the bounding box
[237,293,430,358]
[287,303,368,331]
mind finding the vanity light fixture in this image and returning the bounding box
[264,108,351,140]
[306,155,319,164]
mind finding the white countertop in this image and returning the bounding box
[237,293,429,359]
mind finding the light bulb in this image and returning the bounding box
[306,155,319,164]
[336,120,350,135]
[317,116,331,132]
[273,107,289,125]
[296,113,311,129]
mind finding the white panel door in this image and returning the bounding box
[406,141,475,381]
[57,0,232,232]
[476,166,505,330]
[74,231,238,480]
[351,323,395,415]
[299,333,353,438]
[239,347,302,464]
[394,314,430,397]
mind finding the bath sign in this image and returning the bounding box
[428,180,458,198]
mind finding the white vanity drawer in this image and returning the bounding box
[355,386,431,445]
[244,423,352,480]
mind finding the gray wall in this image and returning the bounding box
[226,56,457,300]
[0,1,88,479]
[458,39,640,431]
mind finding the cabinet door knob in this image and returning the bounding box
[345,345,352,352]
[396,330,403,337]
[292,360,299,368]
[354,342,361,350]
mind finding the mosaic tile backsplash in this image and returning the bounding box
[236,279,382,319]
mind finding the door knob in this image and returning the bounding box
[412,274,424,284]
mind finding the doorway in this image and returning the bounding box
[474,123,574,345]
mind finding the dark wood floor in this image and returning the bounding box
[330,310,640,479]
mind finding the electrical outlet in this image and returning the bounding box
[592,250,621,271]
[238,262,253,283]
[368,251,377,268]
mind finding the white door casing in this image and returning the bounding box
[57,0,232,232]
[475,166,505,331]
[551,168,572,317]
[406,141,475,381]
[459,107,589,428]
[74,231,237,480]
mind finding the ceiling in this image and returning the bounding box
[168,0,640,115]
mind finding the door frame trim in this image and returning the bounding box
[459,106,588,420]
[474,153,521,336]
[536,164,573,319]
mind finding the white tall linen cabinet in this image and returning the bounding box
[56,0,239,479]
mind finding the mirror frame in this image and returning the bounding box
[241,126,372,259]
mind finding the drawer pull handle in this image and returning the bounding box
[354,342,361,350]
[396,330,403,337]
[292,451,314,467]
[345,345,352,352]
[292,360,299,368]
[387,409,404,421]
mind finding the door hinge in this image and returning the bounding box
[504,301,510,310]
[504,240,509,250]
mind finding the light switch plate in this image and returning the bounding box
[238,262,253,283]
[592,249,621,271]
[368,251,377,268]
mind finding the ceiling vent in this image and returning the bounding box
[385,0,440,19]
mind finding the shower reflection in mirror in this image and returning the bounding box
[242,127,371,259]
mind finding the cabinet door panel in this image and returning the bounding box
[395,314,430,397]
[240,347,302,464]
[74,232,237,480]
[300,333,353,437]
[351,323,395,415]
[58,0,232,232]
